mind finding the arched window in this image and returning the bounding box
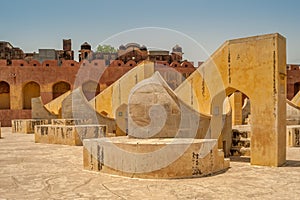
[23,81,40,109]
[82,81,100,101]
[0,81,10,109]
[52,81,71,99]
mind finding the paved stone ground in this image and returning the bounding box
[0,127,300,200]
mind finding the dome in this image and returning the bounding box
[81,42,91,50]
[119,44,126,50]
[172,44,182,53]
[139,45,147,51]
[125,43,140,49]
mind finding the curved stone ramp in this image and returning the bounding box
[44,90,72,117]
[31,96,58,119]
[61,87,116,134]
[286,99,300,125]
[31,90,72,119]
[291,90,300,106]
[89,61,155,118]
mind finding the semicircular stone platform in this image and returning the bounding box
[83,137,230,179]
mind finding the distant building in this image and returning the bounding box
[33,49,57,62]
[79,42,118,65]
[79,42,185,65]
[0,41,24,64]
[32,39,74,63]
[0,39,197,127]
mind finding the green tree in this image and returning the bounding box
[96,45,117,53]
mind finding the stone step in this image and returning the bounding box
[35,124,107,146]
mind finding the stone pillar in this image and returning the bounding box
[250,34,286,167]
[230,91,243,125]
[176,33,287,167]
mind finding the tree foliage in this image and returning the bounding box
[96,44,117,53]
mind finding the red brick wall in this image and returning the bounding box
[0,110,31,127]
[0,59,196,126]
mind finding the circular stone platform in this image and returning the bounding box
[83,137,230,179]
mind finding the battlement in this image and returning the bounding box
[0,59,197,68]
[287,64,300,71]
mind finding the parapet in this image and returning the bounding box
[0,58,197,68]
[287,64,300,71]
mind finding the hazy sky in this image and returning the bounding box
[1,0,300,63]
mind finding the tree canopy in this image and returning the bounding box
[96,45,117,53]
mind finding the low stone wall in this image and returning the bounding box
[12,119,50,134]
[230,125,300,155]
[51,118,92,126]
[83,137,230,179]
[35,124,107,146]
[287,125,300,147]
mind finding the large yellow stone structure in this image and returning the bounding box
[89,61,155,118]
[16,33,287,170]
[176,33,286,166]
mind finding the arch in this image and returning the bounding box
[113,60,124,67]
[61,60,79,67]
[294,82,300,96]
[82,80,100,101]
[42,60,57,67]
[52,81,71,99]
[23,81,40,109]
[226,89,251,125]
[29,59,41,67]
[0,81,10,109]
[176,33,286,167]
[125,60,136,67]
[11,60,28,67]
[170,61,180,68]
[180,61,194,68]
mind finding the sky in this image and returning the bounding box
[1,0,300,63]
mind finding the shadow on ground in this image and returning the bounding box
[229,156,250,163]
[283,160,300,167]
[229,156,300,167]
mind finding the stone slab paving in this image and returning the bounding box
[1,127,300,199]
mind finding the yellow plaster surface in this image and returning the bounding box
[176,33,286,166]
[44,90,71,115]
[89,61,154,118]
